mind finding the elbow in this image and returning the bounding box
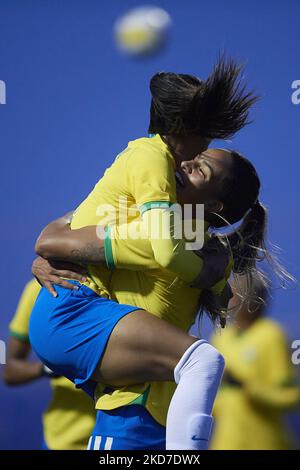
[36,234,79,261]
[35,236,54,259]
[35,237,59,259]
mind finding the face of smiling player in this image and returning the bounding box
[175,148,234,218]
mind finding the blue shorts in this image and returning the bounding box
[88,405,166,450]
[29,282,140,397]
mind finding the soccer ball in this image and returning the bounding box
[114,6,172,56]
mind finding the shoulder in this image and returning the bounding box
[129,135,164,150]
[127,135,172,164]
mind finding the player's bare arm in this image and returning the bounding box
[3,337,44,385]
[34,213,231,295]
[35,212,106,265]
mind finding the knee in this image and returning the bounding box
[204,343,225,375]
[174,340,225,383]
[199,342,225,378]
[145,340,225,383]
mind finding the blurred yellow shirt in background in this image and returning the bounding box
[9,279,95,450]
[210,317,300,450]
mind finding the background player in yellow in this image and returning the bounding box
[210,275,300,450]
[3,279,96,450]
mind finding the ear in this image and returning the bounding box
[205,200,223,214]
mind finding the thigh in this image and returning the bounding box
[94,309,197,386]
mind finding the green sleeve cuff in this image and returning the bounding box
[139,201,173,214]
[9,329,29,343]
[104,225,115,269]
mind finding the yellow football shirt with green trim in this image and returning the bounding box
[210,318,300,450]
[9,279,95,450]
[71,135,203,293]
[105,212,206,283]
[69,134,231,426]
[106,220,231,295]
[94,223,231,426]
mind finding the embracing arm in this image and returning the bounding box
[35,212,106,265]
[107,209,231,289]
[36,213,158,269]
[35,211,231,293]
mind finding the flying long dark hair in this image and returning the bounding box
[148,56,258,139]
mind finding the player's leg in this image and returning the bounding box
[93,309,225,450]
[29,284,224,450]
[93,309,196,385]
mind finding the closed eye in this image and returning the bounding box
[196,158,213,180]
[196,163,206,179]
[198,167,205,179]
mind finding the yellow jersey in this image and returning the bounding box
[71,135,204,295]
[9,279,96,450]
[210,318,300,450]
[70,134,230,426]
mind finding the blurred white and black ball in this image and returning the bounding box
[114,6,172,56]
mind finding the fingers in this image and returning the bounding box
[44,281,58,298]
[51,277,80,291]
[50,269,87,283]
[32,257,87,298]
[43,276,81,297]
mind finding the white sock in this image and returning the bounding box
[166,339,225,450]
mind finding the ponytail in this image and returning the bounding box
[227,200,267,274]
[199,200,295,329]
[148,56,258,138]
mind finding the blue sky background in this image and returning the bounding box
[0,0,299,449]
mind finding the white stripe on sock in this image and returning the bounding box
[104,437,113,450]
[87,436,92,450]
[94,435,102,450]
